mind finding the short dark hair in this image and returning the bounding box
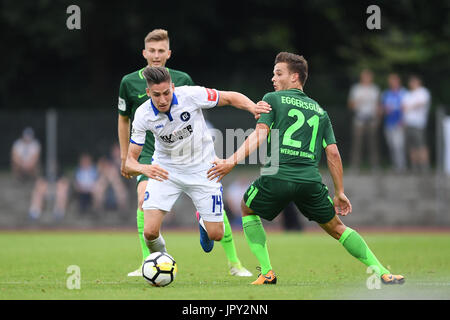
[275,52,308,85]
[142,66,171,87]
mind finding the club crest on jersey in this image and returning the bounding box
[180,111,191,122]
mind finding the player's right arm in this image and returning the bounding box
[125,142,168,182]
[325,144,352,216]
[125,109,168,181]
[118,114,131,178]
[117,78,132,179]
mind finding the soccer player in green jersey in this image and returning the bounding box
[118,29,252,277]
[207,52,405,285]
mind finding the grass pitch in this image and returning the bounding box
[0,230,449,300]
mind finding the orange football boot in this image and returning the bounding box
[381,273,405,285]
[251,268,277,285]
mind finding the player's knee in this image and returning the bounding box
[143,226,159,241]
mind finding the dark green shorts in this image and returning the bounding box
[243,176,335,224]
[135,155,152,186]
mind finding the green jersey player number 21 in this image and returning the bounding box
[208,52,405,286]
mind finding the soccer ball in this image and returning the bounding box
[142,252,177,287]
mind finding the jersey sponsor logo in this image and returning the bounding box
[180,111,191,122]
[206,88,217,102]
[280,147,315,160]
[138,93,147,99]
[155,124,164,129]
[118,97,126,111]
[159,125,193,143]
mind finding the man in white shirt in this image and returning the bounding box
[347,69,380,172]
[125,66,270,256]
[402,75,431,172]
[11,127,41,181]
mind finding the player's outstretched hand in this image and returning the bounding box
[207,158,235,182]
[333,193,352,216]
[143,164,169,182]
[254,101,272,120]
[120,159,133,179]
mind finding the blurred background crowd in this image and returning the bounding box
[1,0,449,230]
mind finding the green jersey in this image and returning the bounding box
[257,88,336,183]
[118,67,194,160]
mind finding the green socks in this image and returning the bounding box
[242,215,272,274]
[137,209,150,262]
[339,227,389,276]
[220,211,239,264]
[242,215,390,277]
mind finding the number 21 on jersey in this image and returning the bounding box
[282,109,319,153]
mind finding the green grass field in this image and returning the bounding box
[1,230,450,300]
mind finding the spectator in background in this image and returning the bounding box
[11,127,41,181]
[380,73,407,173]
[95,144,128,212]
[28,162,70,221]
[403,75,431,173]
[348,69,380,172]
[74,153,101,213]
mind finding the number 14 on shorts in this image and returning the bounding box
[211,195,223,215]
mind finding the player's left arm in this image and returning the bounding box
[317,111,351,215]
[207,123,269,182]
[325,144,352,216]
[217,91,271,120]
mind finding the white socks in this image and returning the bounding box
[144,233,167,253]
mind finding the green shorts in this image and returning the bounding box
[243,176,335,224]
[135,155,152,186]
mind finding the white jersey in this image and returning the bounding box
[403,87,431,129]
[131,85,219,172]
[348,83,380,120]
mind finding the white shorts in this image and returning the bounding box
[142,168,224,223]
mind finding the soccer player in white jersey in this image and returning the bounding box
[125,66,271,258]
